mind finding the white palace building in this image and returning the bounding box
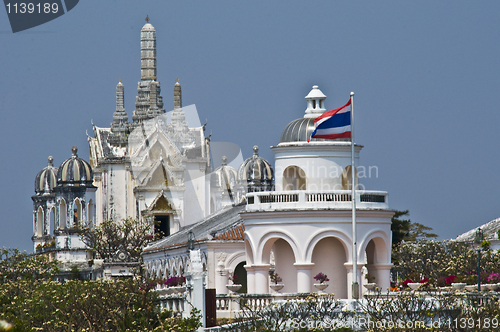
[31,20,394,298]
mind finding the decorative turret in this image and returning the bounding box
[56,146,94,187]
[304,85,327,118]
[280,85,330,143]
[174,78,182,110]
[34,156,58,194]
[141,15,156,81]
[132,17,165,127]
[238,146,274,193]
[109,79,130,145]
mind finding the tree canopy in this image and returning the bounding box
[77,218,157,261]
[391,210,437,247]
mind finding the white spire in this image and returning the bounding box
[304,85,327,118]
[141,16,157,81]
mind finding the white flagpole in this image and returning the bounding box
[350,91,359,299]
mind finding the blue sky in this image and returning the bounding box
[1,1,500,251]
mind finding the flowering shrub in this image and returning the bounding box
[393,240,500,282]
[446,275,457,284]
[228,273,239,284]
[270,272,282,284]
[399,279,413,288]
[487,272,500,283]
[313,272,329,284]
[165,276,186,287]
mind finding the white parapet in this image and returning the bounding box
[246,190,389,212]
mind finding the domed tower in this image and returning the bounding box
[238,146,274,193]
[274,85,360,191]
[31,156,58,251]
[52,146,96,262]
[210,156,238,211]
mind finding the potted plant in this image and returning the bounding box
[451,275,466,291]
[226,273,242,292]
[465,274,478,291]
[313,272,330,292]
[363,273,377,291]
[269,271,284,292]
[486,272,500,290]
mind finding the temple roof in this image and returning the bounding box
[144,203,245,253]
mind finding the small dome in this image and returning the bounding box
[35,156,58,194]
[280,117,326,143]
[238,146,274,192]
[57,146,94,187]
[213,156,237,191]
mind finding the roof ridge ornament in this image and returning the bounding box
[145,15,149,23]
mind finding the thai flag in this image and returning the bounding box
[308,99,351,142]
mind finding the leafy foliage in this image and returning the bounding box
[391,211,437,247]
[392,240,500,281]
[0,249,201,332]
[77,218,156,261]
[0,248,59,282]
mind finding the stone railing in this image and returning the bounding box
[246,190,389,211]
[216,293,312,319]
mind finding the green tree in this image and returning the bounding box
[0,249,202,332]
[391,210,437,246]
[406,222,438,241]
[77,218,156,261]
[391,210,411,247]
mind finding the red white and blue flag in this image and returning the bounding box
[308,99,352,142]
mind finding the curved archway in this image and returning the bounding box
[311,237,348,298]
[59,199,67,229]
[49,207,55,236]
[305,230,351,263]
[283,165,306,191]
[233,261,248,293]
[73,199,82,226]
[257,231,300,265]
[358,230,391,264]
[36,207,44,237]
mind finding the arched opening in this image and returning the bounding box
[73,199,82,226]
[363,237,389,288]
[36,207,44,237]
[154,214,170,239]
[49,207,55,235]
[311,237,348,298]
[234,261,247,293]
[87,199,94,224]
[273,239,297,293]
[59,199,67,228]
[283,166,306,191]
[342,165,358,190]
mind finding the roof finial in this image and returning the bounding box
[253,145,259,156]
[145,15,149,23]
[176,77,179,83]
[222,156,227,166]
[71,146,78,157]
[48,156,54,167]
[119,78,122,83]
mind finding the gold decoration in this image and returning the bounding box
[153,196,172,211]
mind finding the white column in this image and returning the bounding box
[369,263,393,293]
[215,269,229,294]
[253,264,271,294]
[294,263,315,293]
[244,265,256,294]
[344,263,362,299]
